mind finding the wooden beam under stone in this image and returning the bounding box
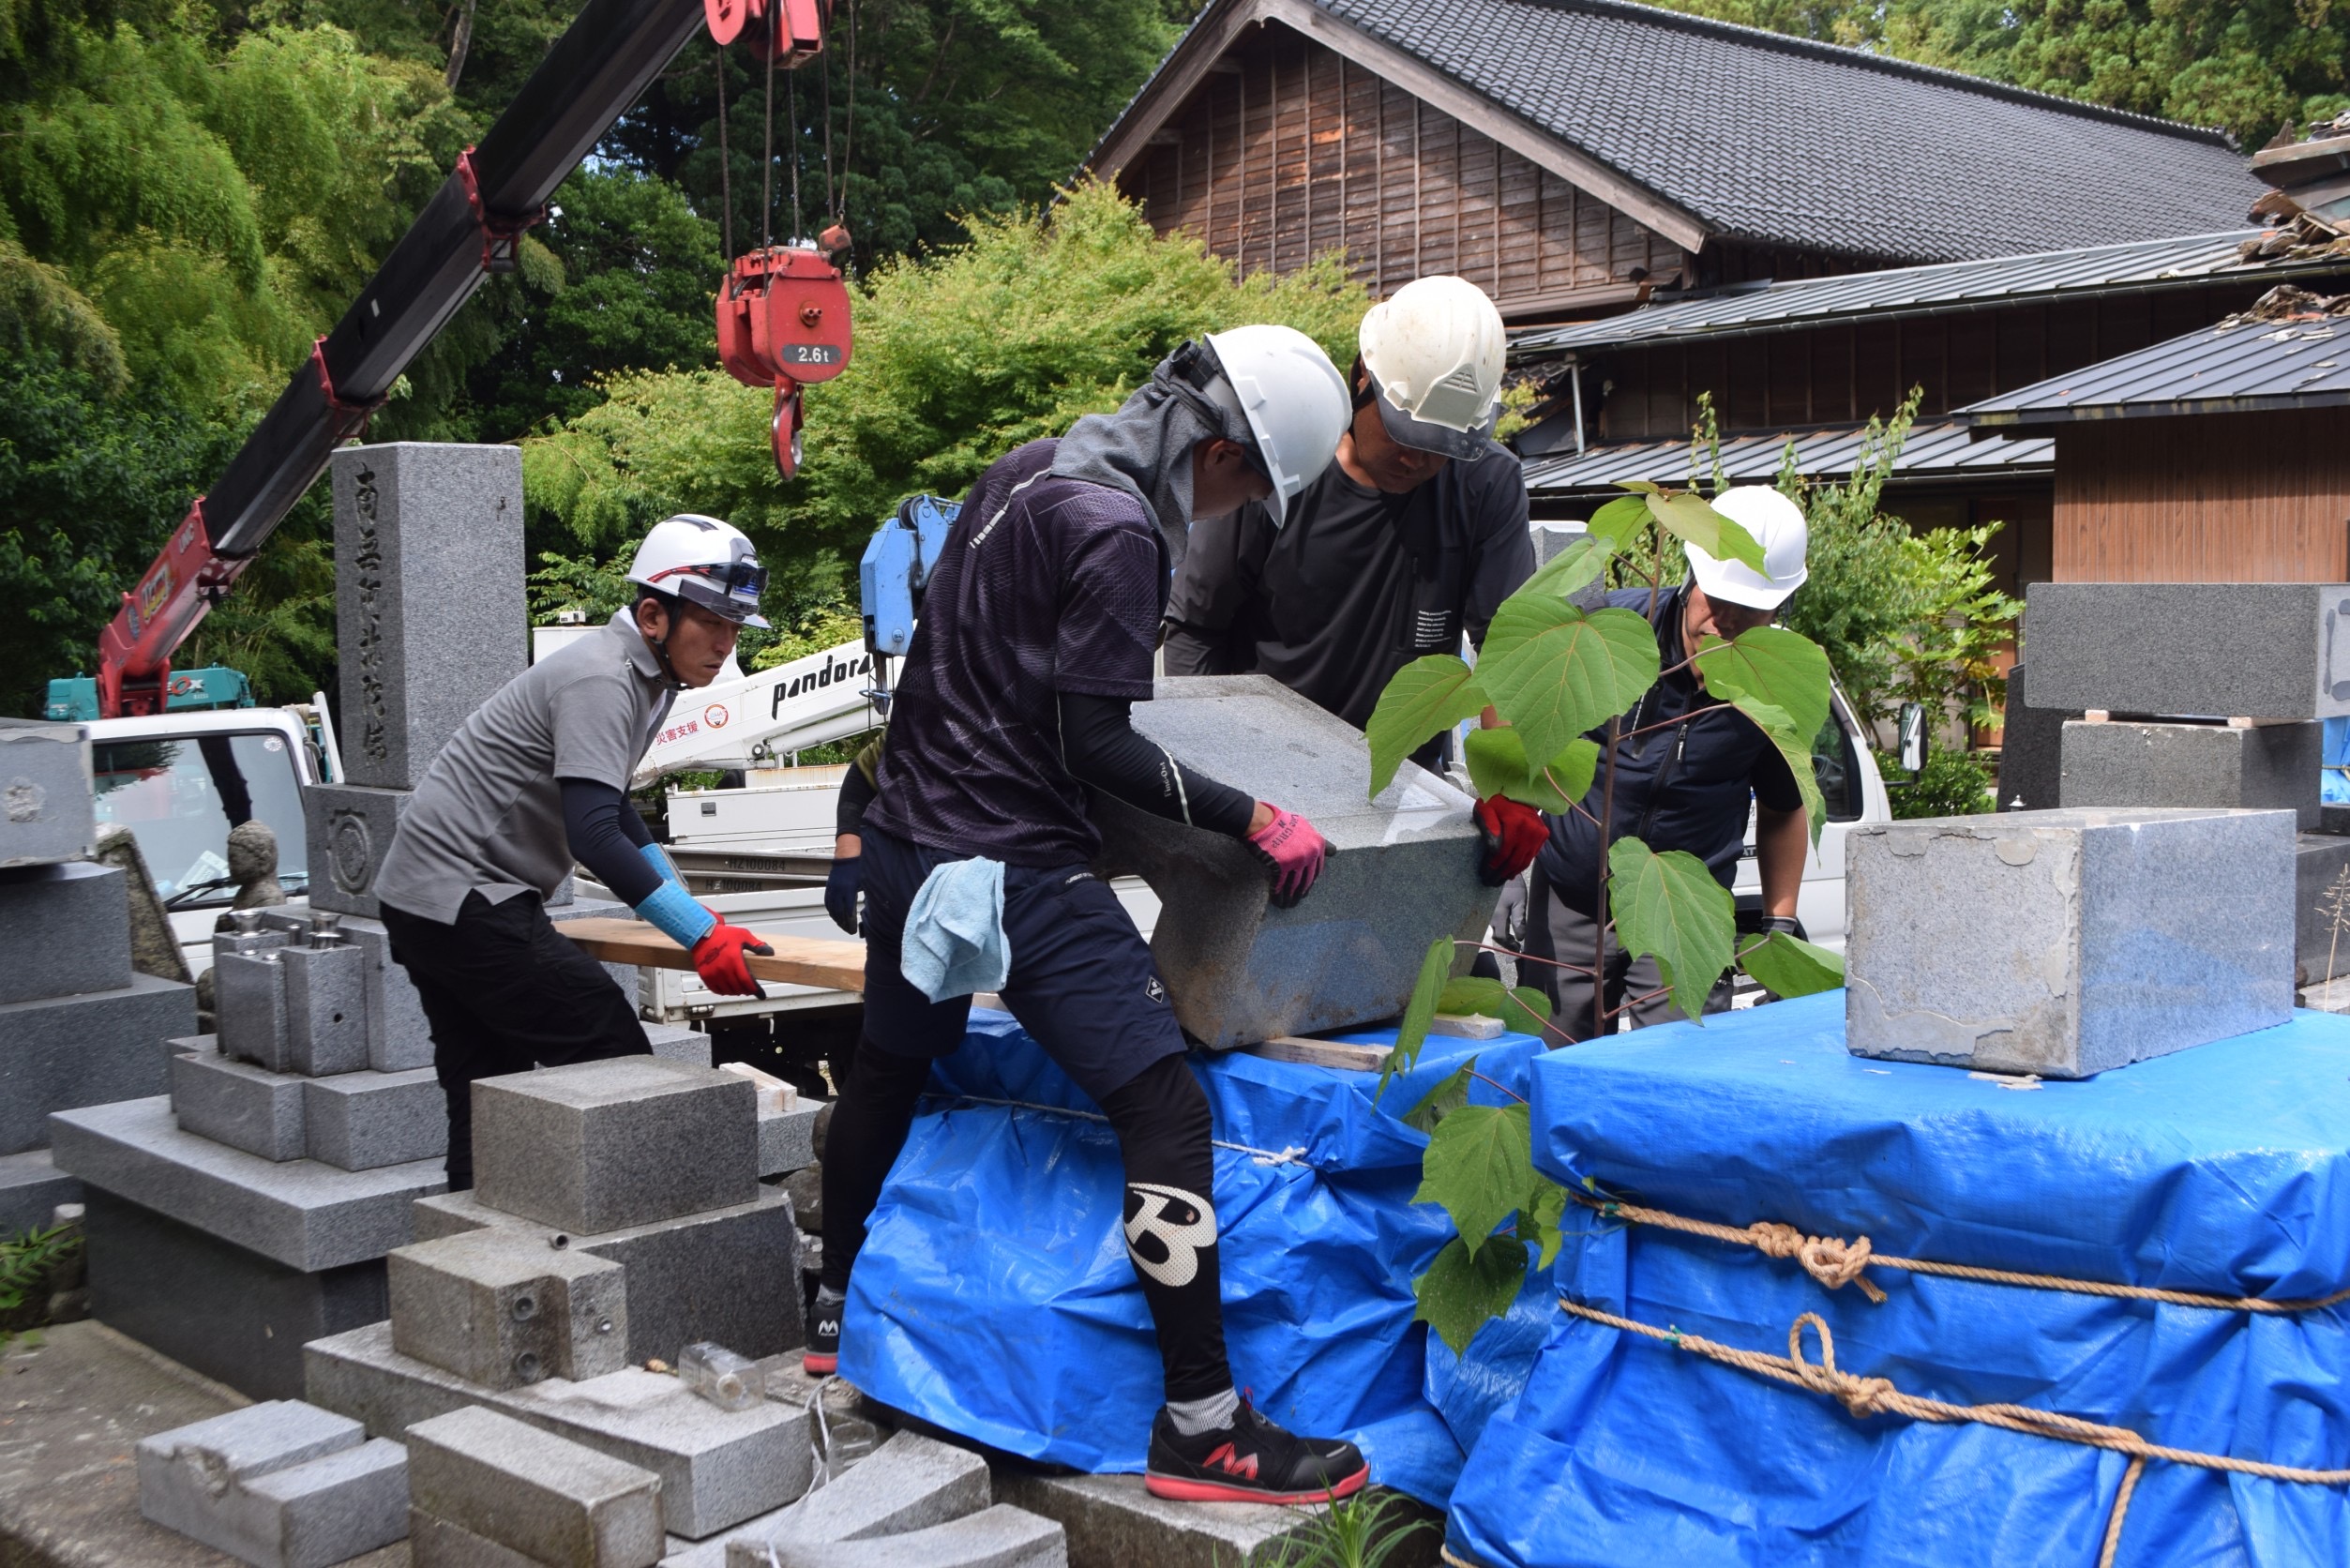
[1248,1035,1393,1072]
[559,918,866,992]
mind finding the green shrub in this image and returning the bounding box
[1877,747,1997,819]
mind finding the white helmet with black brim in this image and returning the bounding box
[628,514,772,627]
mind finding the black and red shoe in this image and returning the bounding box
[1144,1396,1369,1505]
[802,1298,841,1376]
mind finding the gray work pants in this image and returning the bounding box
[1523,867,1732,1042]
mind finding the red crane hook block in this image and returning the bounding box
[705,0,823,61]
[717,247,852,480]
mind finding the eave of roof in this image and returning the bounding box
[1961,315,2350,428]
[1522,418,2054,494]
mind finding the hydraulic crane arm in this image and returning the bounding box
[94,0,709,716]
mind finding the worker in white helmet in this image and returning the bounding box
[373,514,778,1190]
[1522,486,1814,1040]
[814,326,1374,1506]
[1163,276,1547,890]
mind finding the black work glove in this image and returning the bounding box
[1736,910,1807,942]
[824,856,862,935]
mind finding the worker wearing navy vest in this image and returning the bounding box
[1161,276,1548,889]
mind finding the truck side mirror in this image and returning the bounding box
[1897,703,1928,776]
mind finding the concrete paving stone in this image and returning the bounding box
[1092,675,1492,1048]
[173,1045,309,1161]
[410,1507,543,1568]
[757,1104,819,1177]
[743,1503,1065,1568]
[390,1228,629,1387]
[2296,832,2350,987]
[1,972,193,1155]
[0,716,96,868]
[2022,581,2350,719]
[1846,807,2297,1077]
[720,1430,988,1562]
[0,1145,80,1237]
[218,949,294,1071]
[2059,718,2322,828]
[50,1094,444,1272]
[0,859,131,1003]
[473,1059,759,1235]
[646,1022,710,1066]
[409,1188,802,1364]
[305,783,414,920]
[407,1404,664,1568]
[282,939,372,1076]
[305,1065,449,1171]
[994,1472,1319,1568]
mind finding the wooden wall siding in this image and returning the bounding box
[2051,409,2350,582]
[1119,24,1686,311]
[1592,284,2276,442]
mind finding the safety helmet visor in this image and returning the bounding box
[1367,369,1496,460]
[650,559,772,627]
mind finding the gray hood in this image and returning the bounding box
[1049,345,1254,568]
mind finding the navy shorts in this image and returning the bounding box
[857,826,1187,1103]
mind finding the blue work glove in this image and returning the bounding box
[825,856,862,935]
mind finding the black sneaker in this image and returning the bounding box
[1145,1396,1369,1504]
[803,1300,841,1376]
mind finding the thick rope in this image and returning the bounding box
[931,1093,1318,1168]
[1575,1192,2350,1315]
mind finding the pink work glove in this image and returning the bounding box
[1246,805,1329,909]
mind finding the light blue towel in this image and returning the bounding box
[902,856,1010,1003]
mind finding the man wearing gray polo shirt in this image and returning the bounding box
[376,515,777,1188]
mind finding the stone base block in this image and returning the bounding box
[0,860,130,1003]
[138,1401,408,1568]
[407,1403,664,1568]
[758,1104,819,1177]
[50,1095,444,1271]
[411,1188,802,1364]
[173,1047,308,1162]
[721,1431,987,1562]
[747,1505,1064,1568]
[1846,807,2296,1077]
[473,1059,758,1235]
[2022,581,2350,720]
[994,1473,1321,1568]
[2060,718,2322,828]
[647,1022,710,1065]
[389,1228,628,1387]
[2297,833,2350,987]
[305,784,413,920]
[273,912,435,1073]
[0,1147,78,1237]
[217,948,294,1071]
[83,1189,392,1401]
[0,716,96,868]
[3,972,193,1155]
[1996,662,2072,814]
[282,940,371,1076]
[304,1066,447,1170]
[1092,676,1491,1048]
[409,1508,540,1568]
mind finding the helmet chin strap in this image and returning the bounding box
[640,605,692,690]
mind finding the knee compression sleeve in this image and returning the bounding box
[819,1038,937,1293]
[1098,1053,1231,1402]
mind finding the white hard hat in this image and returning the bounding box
[1358,276,1507,460]
[627,514,772,627]
[1688,487,1808,611]
[1202,324,1350,529]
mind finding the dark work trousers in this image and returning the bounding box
[821,826,1232,1403]
[1524,866,1732,1042]
[379,891,650,1188]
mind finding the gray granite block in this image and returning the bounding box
[722,1432,987,1562]
[390,1228,629,1387]
[2060,718,2322,828]
[409,1508,541,1568]
[331,444,527,792]
[50,1094,444,1271]
[2022,581,2350,719]
[646,1023,709,1066]
[1996,663,2070,813]
[283,940,371,1076]
[0,860,130,1003]
[0,1147,79,1237]
[173,1047,309,1161]
[409,1189,802,1364]
[303,912,435,1072]
[238,1439,411,1568]
[1092,675,1491,1048]
[473,1059,759,1235]
[994,1472,1318,1568]
[1846,807,2297,1077]
[140,1405,409,1568]
[1,972,192,1155]
[2296,833,2350,987]
[0,717,95,868]
[304,1066,447,1170]
[216,921,296,960]
[218,949,294,1071]
[407,1404,664,1568]
[308,1320,482,1440]
[746,1505,1065,1568]
[757,1104,819,1178]
[305,784,413,920]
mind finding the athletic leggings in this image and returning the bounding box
[820,1042,1231,1401]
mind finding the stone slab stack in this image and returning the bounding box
[136,1400,410,1568]
[406,1405,665,1568]
[0,725,197,1234]
[307,1057,815,1544]
[1092,674,1491,1048]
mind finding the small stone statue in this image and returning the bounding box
[226,820,286,909]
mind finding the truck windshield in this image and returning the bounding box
[91,731,309,908]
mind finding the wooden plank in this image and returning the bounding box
[1246,1035,1393,1072]
[558,917,866,992]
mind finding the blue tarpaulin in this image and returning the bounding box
[1444,990,2350,1567]
[839,1008,1545,1504]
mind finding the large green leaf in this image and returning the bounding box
[1738,929,1845,998]
[1523,1180,1571,1271]
[1606,837,1735,1024]
[1412,1102,1535,1259]
[1646,490,1768,573]
[1364,655,1486,798]
[1404,1058,1476,1135]
[1519,535,1611,601]
[1378,934,1460,1102]
[1414,1235,1529,1353]
[1585,493,1650,552]
[1478,601,1659,771]
[1694,627,1831,747]
[1437,974,1554,1033]
[1462,727,1599,814]
[1725,694,1828,844]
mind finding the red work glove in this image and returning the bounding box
[691,919,773,997]
[1246,805,1329,909]
[1474,795,1547,886]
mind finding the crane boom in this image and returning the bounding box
[92,0,709,716]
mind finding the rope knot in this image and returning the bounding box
[1746,1222,1890,1302]
[1785,1313,1898,1418]
[1746,1221,1804,1259]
